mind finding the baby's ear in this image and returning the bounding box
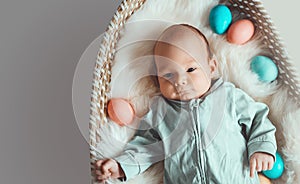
[208,56,218,74]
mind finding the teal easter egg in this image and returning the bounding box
[250,56,278,83]
[209,5,232,34]
[262,152,284,179]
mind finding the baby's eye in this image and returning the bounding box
[163,73,173,78]
[187,68,197,72]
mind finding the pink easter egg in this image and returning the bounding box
[107,98,135,126]
[227,19,255,45]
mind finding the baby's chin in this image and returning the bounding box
[178,94,201,101]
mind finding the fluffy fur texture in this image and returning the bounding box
[96,0,300,183]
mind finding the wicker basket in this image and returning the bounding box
[89,0,300,183]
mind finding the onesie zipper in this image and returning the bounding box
[196,103,207,184]
[190,99,207,184]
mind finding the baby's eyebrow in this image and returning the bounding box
[183,57,197,63]
[186,58,195,62]
[185,59,200,66]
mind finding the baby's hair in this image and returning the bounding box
[180,24,213,60]
[154,24,213,60]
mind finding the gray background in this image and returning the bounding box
[0,1,298,184]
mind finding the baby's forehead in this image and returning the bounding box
[154,25,209,63]
[155,25,208,55]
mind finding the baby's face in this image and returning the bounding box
[154,40,215,101]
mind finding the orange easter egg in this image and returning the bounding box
[227,19,255,45]
[258,173,272,184]
[107,98,135,126]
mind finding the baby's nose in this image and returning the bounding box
[174,74,187,86]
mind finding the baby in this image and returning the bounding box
[95,24,277,183]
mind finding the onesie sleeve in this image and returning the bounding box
[114,97,164,181]
[233,88,277,161]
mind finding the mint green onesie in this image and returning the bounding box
[114,78,277,184]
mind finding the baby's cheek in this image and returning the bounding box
[159,78,173,88]
[193,82,211,97]
[161,83,175,93]
[160,83,178,99]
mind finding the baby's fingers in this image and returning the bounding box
[262,161,269,171]
[256,160,262,172]
[249,158,256,178]
[102,160,117,173]
[95,160,104,169]
[96,170,111,183]
[95,170,109,176]
[97,170,111,179]
[268,161,274,170]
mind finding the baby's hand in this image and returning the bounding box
[249,152,274,178]
[94,159,125,183]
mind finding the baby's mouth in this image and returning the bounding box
[177,89,191,96]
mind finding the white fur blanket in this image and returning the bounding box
[95,0,300,183]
